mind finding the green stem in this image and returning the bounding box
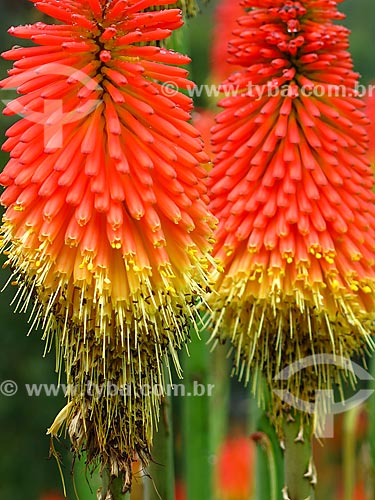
[182,332,212,500]
[255,441,272,500]
[73,455,100,500]
[100,470,130,500]
[283,416,315,500]
[250,379,284,500]
[208,343,229,494]
[343,406,361,500]
[252,431,279,500]
[144,396,175,500]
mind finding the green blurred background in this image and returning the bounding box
[0,1,374,499]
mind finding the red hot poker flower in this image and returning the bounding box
[208,0,375,421]
[365,84,375,164]
[216,436,255,500]
[211,0,244,82]
[0,0,215,488]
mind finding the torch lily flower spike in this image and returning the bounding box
[208,0,375,428]
[365,84,375,164]
[0,0,215,490]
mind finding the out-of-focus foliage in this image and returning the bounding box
[341,0,375,85]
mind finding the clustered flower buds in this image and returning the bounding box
[0,0,215,489]
[208,0,375,426]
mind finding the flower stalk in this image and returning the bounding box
[343,406,361,500]
[145,395,175,500]
[100,469,130,500]
[283,416,315,500]
[209,344,230,481]
[249,380,284,500]
[252,431,279,500]
[182,333,213,500]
